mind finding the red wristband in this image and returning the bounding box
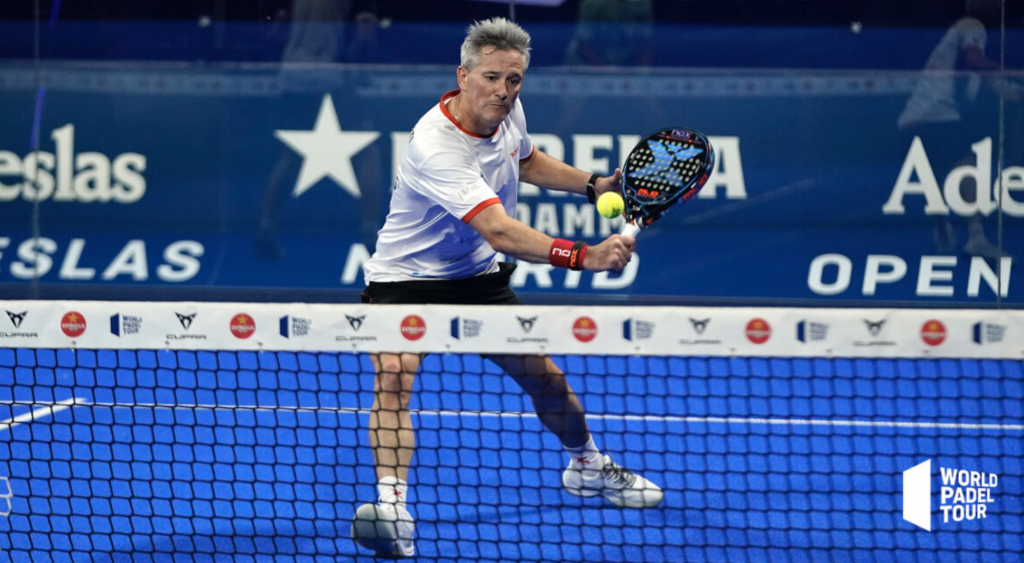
[550,238,588,270]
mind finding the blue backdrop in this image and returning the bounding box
[1,23,1022,306]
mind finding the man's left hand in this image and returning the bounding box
[595,168,624,197]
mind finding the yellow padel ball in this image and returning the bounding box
[597,191,625,219]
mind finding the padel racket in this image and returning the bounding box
[620,128,715,237]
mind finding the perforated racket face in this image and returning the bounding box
[622,128,715,226]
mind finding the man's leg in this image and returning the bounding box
[369,352,421,482]
[488,354,664,509]
[352,352,421,558]
[487,354,590,447]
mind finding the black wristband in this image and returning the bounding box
[569,240,588,271]
[586,173,600,204]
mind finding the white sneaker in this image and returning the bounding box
[563,455,664,508]
[351,501,416,559]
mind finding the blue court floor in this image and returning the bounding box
[0,349,1022,563]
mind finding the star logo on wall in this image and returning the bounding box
[274,94,380,199]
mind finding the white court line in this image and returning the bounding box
[1,399,1021,432]
[0,397,88,432]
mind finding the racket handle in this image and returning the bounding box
[620,222,640,238]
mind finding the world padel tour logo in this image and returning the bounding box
[450,317,482,340]
[903,459,999,531]
[921,320,946,346]
[110,314,142,337]
[622,318,654,341]
[401,315,426,341]
[230,314,256,339]
[972,322,1005,344]
[61,312,86,337]
[572,317,598,343]
[745,318,771,344]
[279,315,310,338]
[796,320,828,343]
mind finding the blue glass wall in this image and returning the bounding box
[2,4,1022,306]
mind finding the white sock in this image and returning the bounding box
[378,476,409,506]
[565,436,604,470]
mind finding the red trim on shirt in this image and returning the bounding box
[519,145,536,163]
[461,198,501,223]
[439,90,498,139]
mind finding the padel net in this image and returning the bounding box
[1,300,1022,562]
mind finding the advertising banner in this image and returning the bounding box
[2,300,1022,359]
[1,63,1021,305]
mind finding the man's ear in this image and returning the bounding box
[456,66,467,89]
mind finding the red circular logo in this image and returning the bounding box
[61,312,86,337]
[746,318,771,344]
[572,316,598,343]
[230,313,256,339]
[921,320,946,346]
[401,315,426,341]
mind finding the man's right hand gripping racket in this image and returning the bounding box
[620,128,716,238]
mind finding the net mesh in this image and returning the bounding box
[1,346,1022,563]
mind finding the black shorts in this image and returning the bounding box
[362,262,522,305]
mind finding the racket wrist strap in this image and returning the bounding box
[550,238,588,271]
[586,173,600,204]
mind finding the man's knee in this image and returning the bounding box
[378,354,404,376]
[376,354,417,406]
